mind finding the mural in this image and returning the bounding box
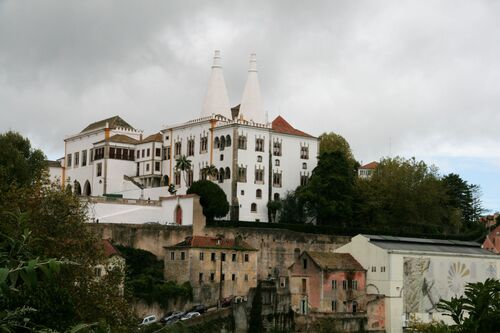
[403,257,498,314]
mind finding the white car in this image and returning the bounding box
[180,312,200,321]
[139,315,157,326]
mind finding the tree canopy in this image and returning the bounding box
[187,180,229,220]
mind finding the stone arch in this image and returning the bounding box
[74,181,82,196]
[83,180,91,196]
[175,205,183,225]
[366,283,380,294]
[225,167,230,179]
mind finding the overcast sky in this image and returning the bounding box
[1,0,499,211]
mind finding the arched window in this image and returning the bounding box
[274,193,280,201]
[256,189,262,199]
[84,180,91,196]
[226,135,231,147]
[220,136,226,150]
[225,167,231,179]
[218,168,225,183]
[251,203,257,212]
[214,137,220,148]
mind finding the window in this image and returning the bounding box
[187,170,193,187]
[141,149,145,158]
[238,167,247,182]
[220,154,224,161]
[220,136,226,150]
[187,139,195,156]
[218,168,225,183]
[174,171,181,186]
[273,141,282,156]
[200,136,208,153]
[302,279,307,293]
[146,163,150,172]
[74,152,79,167]
[221,253,226,262]
[275,159,280,166]
[244,254,249,262]
[371,266,376,272]
[199,252,204,260]
[96,163,102,177]
[300,146,309,159]
[303,259,308,269]
[274,193,280,201]
[232,253,236,262]
[332,300,337,312]
[221,273,225,281]
[241,190,245,195]
[352,280,358,290]
[332,280,337,290]
[300,174,309,186]
[147,148,150,157]
[257,155,262,162]
[210,273,215,281]
[137,150,140,158]
[214,137,220,149]
[211,253,216,261]
[238,135,247,150]
[255,168,264,184]
[226,135,231,147]
[166,147,171,160]
[170,252,175,260]
[255,138,264,152]
[180,252,185,260]
[174,142,182,156]
[381,266,386,272]
[251,203,257,213]
[155,148,161,157]
[256,189,262,199]
[155,161,160,172]
[66,154,72,167]
[302,162,307,170]
[342,280,348,289]
[244,274,248,281]
[94,147,104,160]
[225,167,230,179]
[82,150,87,167]
[199,273,203,282]
[273,172,282,187]
[232,273,236,281]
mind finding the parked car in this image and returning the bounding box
[139,315,157,326]
[188,304,207,314]
[160,311,184,323]
[181,312,200,321]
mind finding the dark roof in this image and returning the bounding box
[81,116,135,133]
[47,160,62,168]
[166,236,256,251]
[95,134,139,145]
[360,161,379,169]
[271,116,314,138]
[306,251,365,271]
[141,133,163,143]
[363,234,495,256]
[101,239,122,257]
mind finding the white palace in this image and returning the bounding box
[59,51,318,223]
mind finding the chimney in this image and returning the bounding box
[239,53,265,124]
[201,50,232,119]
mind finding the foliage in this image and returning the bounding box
[201,164,218,181]
[248,283,263,333]
[318,132,354,161]
[175,155,192,184]
[187,180,229,220]
[266,200,282,223]
[437,278,500,333]
[408,319,452,333]
[116,245,193,309]
[442,173,484,227]
[277,191,308,224]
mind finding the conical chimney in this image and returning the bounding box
[239,53,265,124]
[201,50,232,119]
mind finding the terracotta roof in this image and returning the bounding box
[271,116,314,138]
[47,160,62,168]
[360,161,379,170]
[141,132,163,143]
[166,236,257,251]
[306,251,365,271]
[95,134,139,145]
[101,239,122,257]
[81,116,135,133]
[482,237,498,254]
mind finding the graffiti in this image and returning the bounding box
[447,262,470,296]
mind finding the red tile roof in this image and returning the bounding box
[360,161,379,170]
[95,134,139,145]
[141,132,163,143]
[271,116,314,138]
[167,236,256,251]
[306,252,365,271]
[101,239,122,257]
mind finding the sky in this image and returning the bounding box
[1,0,499,212]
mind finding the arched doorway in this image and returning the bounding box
[84,180,91,196]
[175,205,183,225]
[74,181,82,196]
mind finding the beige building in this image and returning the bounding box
[164,235,258,305]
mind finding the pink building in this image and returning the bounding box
[483,225,500,254]
[289,251,367,314]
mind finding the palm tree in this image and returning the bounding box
[175,155,192,185]
[201,164,218,181]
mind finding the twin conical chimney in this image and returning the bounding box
[201,50,232,119]
[201,51,265,124]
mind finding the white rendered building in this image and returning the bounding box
[62,51,318,222]
[335,234,500,333]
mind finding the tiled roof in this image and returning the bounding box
[167,236,256,251]
[95,134,139,145]
[102,239,122,257]
[47,160,62,168]
[81,116,135,133]
[360,161,379,169]
[141,133,163,143]
[271,116,314,138]
[306,251,365,271]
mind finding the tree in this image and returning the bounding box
[267,200,282,223]
[248,283,263,333]
[0,131,47,190]
[175,155,192,184]
[278,191,308,224]
[186,180,229,220]
[201,164,218,181]
[318,132,354,160]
